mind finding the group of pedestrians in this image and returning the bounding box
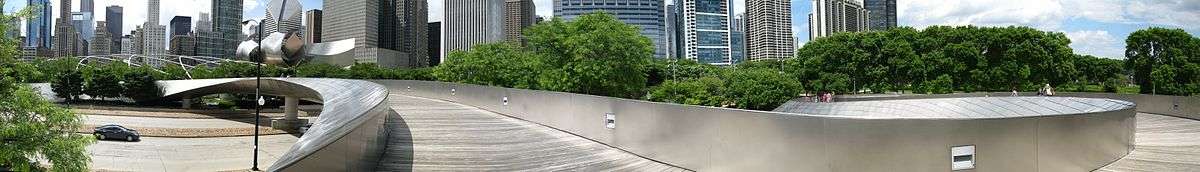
[1012,84,1056,97]
[811,92,835,103]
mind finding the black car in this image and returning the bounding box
[94,124,140,142]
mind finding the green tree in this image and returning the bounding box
[433,43,542,89]
[294,63,350,78]
[51,70,85,101]
[122,67,162,104]
[84,64,126,100]
[646,76,727,107]
[0,1,94,170]
[1125,27,1200,95]
[722,68,803,110]
[527,12,653,98]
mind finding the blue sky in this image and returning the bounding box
[6,0,1199,59]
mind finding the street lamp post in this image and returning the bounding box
[250,19,264,172]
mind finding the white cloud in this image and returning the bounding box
[900,0,1200,30]
[1066,30,1124,59]
[244,0,259,11]
[899,0,1067,30]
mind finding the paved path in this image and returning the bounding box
[376,94,687,171]
[87,135,298,172]
[1099,113,1200,171]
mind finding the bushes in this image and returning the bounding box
[122,67,163,104]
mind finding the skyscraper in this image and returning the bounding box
[170,34,196,56]
[263,0,302,34]
[304,10,322,43]
[809,0,869,40]
[730,13,746,63]
[170,16,193,36]
[90,21,111,55]
[505,0,535,45]
[865,0,896,31]
[196,13,221,58]
[396,0,429,67]
[442,0,504,62]
[72,12,94,42]
[52,0,76,57]
[143,0,167,63]
[677,0,734,65]
[555,0,666,58]
[323,0,428,68]
[81,0,94,13]
[106,6,123,53]
[26,0,52,49]
[747,0,795,61]
[427,21,440,66]
[212,0,243,59]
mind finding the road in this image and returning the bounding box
[87,135,298,172]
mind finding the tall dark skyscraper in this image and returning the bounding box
[52,0,77,57]
[170,16,193,36]
[427,21,440,66]
[865,0,896,31]
[106,6,123,53]
[81,0,94,12]
[304,10,322,43]
[212,0,243,59]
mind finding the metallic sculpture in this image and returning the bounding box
[235,0,353,67]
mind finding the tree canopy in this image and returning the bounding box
[1,2,94,170]
[1125,27,1200,95]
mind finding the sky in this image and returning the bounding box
[5,0,1199,59]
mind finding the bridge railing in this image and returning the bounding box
[834,92,1200,120]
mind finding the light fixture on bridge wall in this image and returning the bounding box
[605,113,616,129]
[502,97,509,106]
[451,88,456,96]
[951,145,975,170]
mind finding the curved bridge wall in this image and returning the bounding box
[373,80,1135,172]
[158,78,390,172]
[836,92,1200,120]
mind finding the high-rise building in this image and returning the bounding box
[810,0,869,40]
[865,0,896,31]
[676,0,734,65]
[170,16,193,36]
[81,0,94,12]
[170,34,196,56]
[748,0,795,61]
[395,0,429,68]
[72,12,94,42]
[427,22,440,66]
[442,0,504,63]
[106,6,123,53]
[52,0,77,57]
[323,0,428,67]
[555,0,666,58]
[304,10,322,43]
[730,13,746,63]
[121,35,134,54]
[504,0,535,45]
[665,4,678,59]
[26,0,52,49]
[212,0,243,59]
[90,21,111,55]
[263,0,303,34]
[195,13,221,57]
[132,27,143,54]
[143,0,167,64]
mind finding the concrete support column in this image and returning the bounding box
[182,97,192,109]
[285,96,299,121]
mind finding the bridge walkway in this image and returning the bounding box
[375,93,688,171]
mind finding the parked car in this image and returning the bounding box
[94,124,141,142]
